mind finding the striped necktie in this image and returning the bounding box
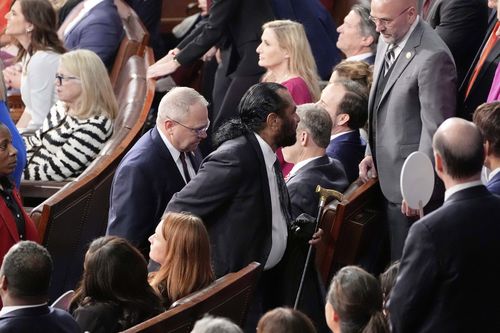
[384,44,398,77]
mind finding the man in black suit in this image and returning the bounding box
[0,241,80,332]
[320,80,368,184]
[283,103,349,218]
[336,4,379,64]
[424,0,488,84]
[388,118,500,332]
[107,87,208,257]
[147,0,274,131]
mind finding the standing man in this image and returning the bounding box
[359,0,456,261]
[107,87,209,257]
[336,4,379,64]
[388,118,500,332]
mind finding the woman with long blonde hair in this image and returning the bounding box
[148,212,215,307]
[257,20,321,104]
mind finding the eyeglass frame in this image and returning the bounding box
[369,6,412,27]
[55,73,80,86]
[166,117,210,136]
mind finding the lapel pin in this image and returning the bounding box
[406,51,412,59]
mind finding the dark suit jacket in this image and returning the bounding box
[167,134,276,277]
[271,0,341,80]
[388,185,500,333]
[460,10,500,120]
[176,0,274,77]
[368,19,456,203]
[487,171,500,195]
[286,155,348,219]
[107,127,202,256]
[63,0,123,69]
[0,305,81,332]
[326,130,366,184]
[426,0,488,83]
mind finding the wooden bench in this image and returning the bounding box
[315,178,384,285]
[122,262,262,333]
[27,49,155,302]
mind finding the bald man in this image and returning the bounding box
[388,118,500,332]
[359,0,457,260]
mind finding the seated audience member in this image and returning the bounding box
[70,236,162,333]
[148,212,214,308]
[191,315,243,333]
[473,102,500,195]
[336,4,378,64]
[388,118,500,332]
[59,0,123,69]
[3,0,65,132]
[257,307,316,333]
[282,103,348,218]
[329,60,373,91]
[107,87,209,257]
[0,123,38,265]
[318,80,368,183]
[379,261,399,317]
[0,78,25,187]
[23,49,116,181]
[0,241,80,332]
[256,19,321,176]
[325,266,389,333]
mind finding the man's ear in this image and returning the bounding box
[300,130,308,146]
[434,151,444,174]
[266,112,280,130]
[361,35,374,48]
[337,113,350,126]
[0,275,8,291]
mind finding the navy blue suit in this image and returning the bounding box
[487,172,500,196]
[107,127,202,256]
[271,0,341,80]
[286,155,348,219]
[389,185,500,332]
[326,130,366,184]
[0,305,81,333]
[63,0,123,69]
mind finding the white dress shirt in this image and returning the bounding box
[64,0,106,36]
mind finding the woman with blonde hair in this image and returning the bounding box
[3,0,65,131]
[257,19,321,104]
[23,49,117,181]
[149,212,215,307]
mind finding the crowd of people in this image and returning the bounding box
[0,0,498,332]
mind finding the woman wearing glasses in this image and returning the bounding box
[22,49,116,181]
[2,0,65,132]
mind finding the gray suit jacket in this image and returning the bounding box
[368,19,456,203]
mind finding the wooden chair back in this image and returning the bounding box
[121,262,262,333]
[315,178,383,285]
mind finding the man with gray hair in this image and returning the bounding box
[0,241,80,332]
[336,4,379,64]
[283,104,349,218]
[107,87,209,257]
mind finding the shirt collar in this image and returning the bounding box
[346,52,374,62]
[254,133,277,169]
[0,303,47,318]
[330,130,355,141]
[83,0,105,11]
[488,167,500,182]
[288,156,321,178]
[391,16,420,56]
[158,127,182,162]
[444,180,483,201]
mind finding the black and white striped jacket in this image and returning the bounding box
[23,101,113,181]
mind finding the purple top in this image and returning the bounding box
[487,63,500,102]
[282,77,312,105]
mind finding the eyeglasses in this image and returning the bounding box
[369,6,412,26]
[167,117,210,136]
[55,73,80,86]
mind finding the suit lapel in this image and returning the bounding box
[378,20,424,109]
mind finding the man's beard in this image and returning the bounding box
[276,119,297,148]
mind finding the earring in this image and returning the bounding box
[26,27,32,33]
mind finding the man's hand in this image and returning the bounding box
[147,59,181,79]
[309,228,323,245]
[401,199,420,217]
[359,155,378,183]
